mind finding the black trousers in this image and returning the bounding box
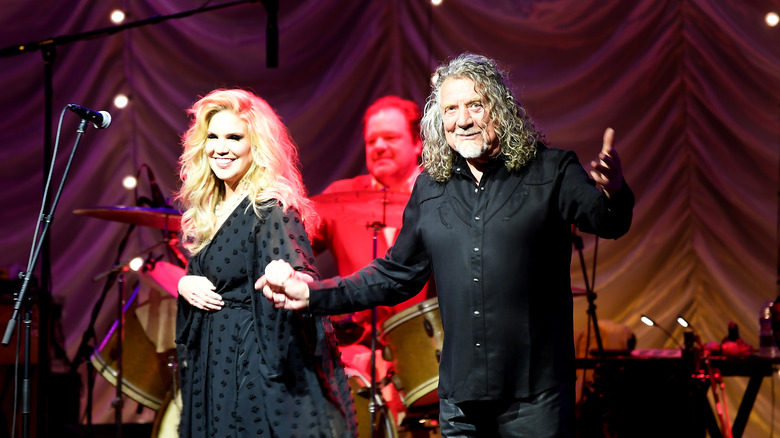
[438,381,575,438]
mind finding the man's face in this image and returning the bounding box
[364,108,422,186]
[440,77,499,161]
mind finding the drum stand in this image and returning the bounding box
[365,189,392,438]
[96,237,182,437]
[70,235,181,437]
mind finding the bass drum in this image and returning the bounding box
[89,273,179,411]
[152,389,181,437]
[346,367,398,438]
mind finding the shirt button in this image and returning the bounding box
[475,343,481,348]
[475,216,480,221]
[480,187,485,191]
[473,278,479,283]
[474,247,479,252]
[473,310,480,316]
[474,188,478,193]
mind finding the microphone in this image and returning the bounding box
[67,103,111,129]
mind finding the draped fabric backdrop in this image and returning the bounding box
[1,0,779,434]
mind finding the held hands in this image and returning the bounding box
[178,275,223,311]
[254,259,312,310]
[589,127,624,197]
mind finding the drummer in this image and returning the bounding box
[309,96,435,421]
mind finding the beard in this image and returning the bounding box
[455,132,491,159]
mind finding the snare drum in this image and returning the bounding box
[379,297,442,409]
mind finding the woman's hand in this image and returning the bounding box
[178,275,223,311]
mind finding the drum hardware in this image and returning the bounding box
[366,218,384,438]
[313,189,405,438]
[92,240,175,282]
[89,263,181,411]
[150,339,182,437]
[345,368,399,438]
[112,274,128,430]
[310,190,408,228]
[76,204,187,280]
[88,249,182,412]
[70,201,185,435]
[167,355,178,395]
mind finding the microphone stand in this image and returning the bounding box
[2,117,92,438]
[0,0,278,66]
[571,227,604,357]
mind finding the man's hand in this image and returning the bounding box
[254,259,312,310]
[589,127,624,197]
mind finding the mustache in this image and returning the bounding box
[454,129,482,136]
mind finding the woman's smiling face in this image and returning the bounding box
[205,110,253,189]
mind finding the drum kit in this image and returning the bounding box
[312,190,443,437]
[73,205,186,432]
[75,194,445,437]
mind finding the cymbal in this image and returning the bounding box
[74,206,182,232]
[312,190,409,227]
[312,190,410,206]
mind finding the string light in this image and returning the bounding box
[122,175,137,190]
[766,12,779,27]
[114,94,129,109]
[110,9,126,25]
[128,257,144,271]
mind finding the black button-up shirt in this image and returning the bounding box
[310,144,634,403]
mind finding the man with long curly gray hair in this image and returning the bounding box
[258,53,635,437]
[421,53,539,183]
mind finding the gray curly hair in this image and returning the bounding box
[420,53,540,182]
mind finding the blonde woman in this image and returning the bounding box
[175,89,356,437]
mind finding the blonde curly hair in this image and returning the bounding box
[421,53,541,182]
[176,88,317,254]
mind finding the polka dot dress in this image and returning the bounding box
[177,198,356,437]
